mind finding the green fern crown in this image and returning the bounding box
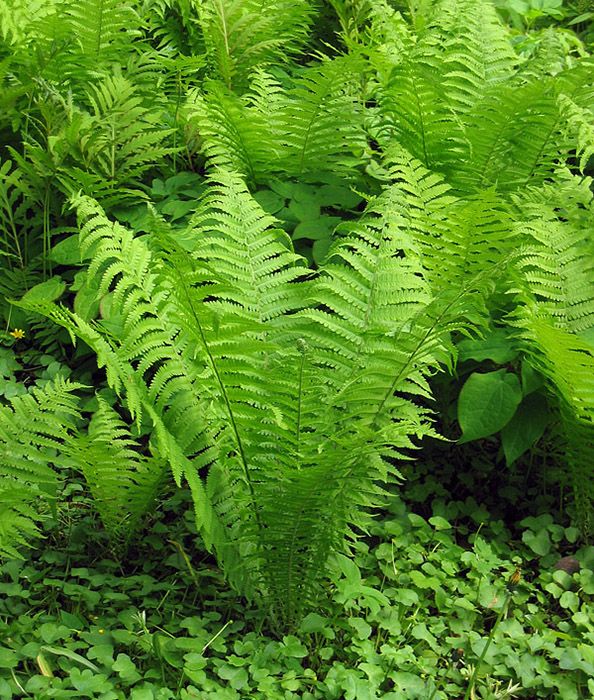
[14,169,494,623]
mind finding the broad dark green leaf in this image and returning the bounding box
[457,370,522,443]
[501,393,549,465]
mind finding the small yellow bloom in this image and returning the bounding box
[508,568,522,587]
[9,328,25,339]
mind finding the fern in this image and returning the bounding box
[185,78,281,185]
[186,56,368,182]
[67,399,168,546]
[3,0,593,617]
[0,0,58,46]
[0,378,82,559]
[66,0,141,67]
[518,316,594,534]
[558,94,594,173]
[517,216,594,334]
[453,58,594,193]
[278,55,368,177]
[0,482,44,559]
[195,0,315,90]
[66,73,176,190]
[16,172,498,624]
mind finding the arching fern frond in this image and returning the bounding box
[423,0,516,114]
[518,316,594,534]
[184,79,281,185]
[185,170,306,320]
[378,0,515,177]
[375,147,515,303]
[0,482,43,559]
[72,73,176,187]
[186,57,367,181]
[517,215,594,333]
[277,55,368,177]
[259,180,499,622]
[558,94,594,173]
[453,57,594,193]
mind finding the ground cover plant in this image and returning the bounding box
[0,0,593,697]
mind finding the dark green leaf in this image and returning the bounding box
[457,370,522,443]
[501,393,549,465]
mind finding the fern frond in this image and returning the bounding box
[517,216,594,333]
[558,94,594,173]
[424,0,516,114]
[278,55,367,177]
[0,378,82,559]
[0,482,44,559]
[66,0,141,66]
[74,73,176,185]
[186,170,306,321]
[378,0,515,176]
[562,412,594,536]
[0,0,57,46]
[186,57,367,182]
[195,0,315,90]
[258,182,497,621]
[365,0,414,82]
[374,147,515,307]
[378,35,472,176]
[454,57,594,193]
[518,316,594,534]
[67,399,168,546]
[185,79,280,184]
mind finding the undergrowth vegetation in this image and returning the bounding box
[0,0,593,697]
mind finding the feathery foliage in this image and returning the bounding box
[0,379,82,558]
[195,0,315,90]
[185,54,368,183]
[1,0,593,628]
[67,399,169,547]
[15,173,497,624]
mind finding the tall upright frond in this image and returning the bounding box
[195,0,315,90]
[184,79,280,184]
[278,55,367,177]
[66,0,141,65]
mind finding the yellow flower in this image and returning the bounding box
[508,568,521,588]
[9,328,25,339]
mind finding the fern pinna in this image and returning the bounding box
[16,172,494,625]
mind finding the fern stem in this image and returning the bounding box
[295,340,307,459]
[94,0,105,60]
